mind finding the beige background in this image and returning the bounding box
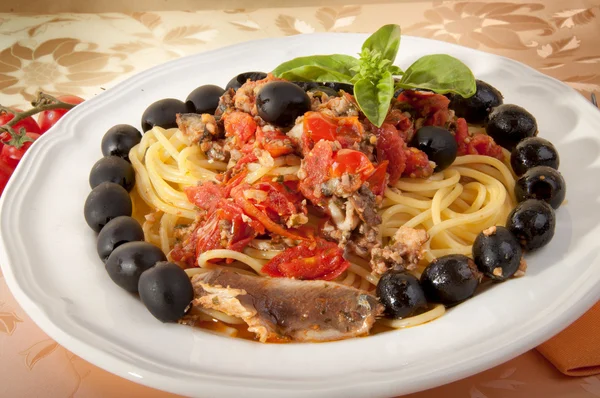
[3,0,421,13]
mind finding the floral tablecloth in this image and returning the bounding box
[1,1,599,397]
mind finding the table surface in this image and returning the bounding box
[1,1,600,397]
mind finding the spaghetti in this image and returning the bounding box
[130,119,516,337]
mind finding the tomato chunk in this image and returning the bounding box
[366,161,388,196]
[252,179,307,226]
[397,90,451,127]
[185,182,223,213]
[376,123,406,185]
[299,140,335,205]
[302,112,363,152]
[232,183,306,241]
[331,149,375,179]
[403,147,434,178]
[454,117,504,160]
[262,238,350,280]
[224,111,257,144]
[256,126,294,157]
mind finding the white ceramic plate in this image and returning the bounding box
[1,33,600,398]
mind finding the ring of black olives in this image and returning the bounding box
[514,166,566,209]
[376,271,428,318]
[510,137,559,177]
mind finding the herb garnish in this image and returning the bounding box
[272,24,476,127]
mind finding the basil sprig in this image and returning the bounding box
[272,24,476,127]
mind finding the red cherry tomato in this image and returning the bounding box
[0,109,41,137]
[0,159,14,196]
[37,95,84,133]
[0,132,40,169]
[331,149,375,179]
[262,238,350,281]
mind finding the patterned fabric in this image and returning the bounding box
[0,2,599,397]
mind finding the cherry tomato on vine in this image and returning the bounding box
[0,132,40,169]
[0,109,41,139]
[38,95,84,133]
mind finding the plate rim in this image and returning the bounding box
[2,32,600,398]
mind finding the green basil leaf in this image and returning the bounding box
[398,54,476,97]
[272,54,359,78]
[277,65,353,84]
[354,71,394,127]
[389,65,404,76]
[362,24,401,62]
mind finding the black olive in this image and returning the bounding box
[485,104,538,150]
[97,216,145,262]
[292,81,354,95]
[472,226,522,281]
[507,199,556,251]
[89,156,135,191]
[256,81,311,126]
[323,82,354,94]
[84,182,132,233]
[101,124,142,162]
[510,137,559,177]
[225,71,267,91]
[515,166,566,209]
[105,241,167,293]
[185,84,225,114]
[141,98,187,132]
[449,80,503,124]
[409,126,458,172]
[376,271,428,318]
[420,254,481,306]
[138,262,194,322]
[308,85,339,98]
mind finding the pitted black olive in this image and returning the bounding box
[409,126,458,172]
[485,104,537,150]
[515,166,566,209]
[138,262,194,322]
[89,156,135,192]
[105,241,166,293]
[225,71,267,91]
[449,80,503,124]
[507,199,556,251]
[256,81,311,126]
[185,84,225,114]
[377,271,428,318]
[84,182,132,233]
[510,137,559,177]
[141,98,187,132]
[472,226,522,281]
[420,254,481,306]
[101,124,142,162]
